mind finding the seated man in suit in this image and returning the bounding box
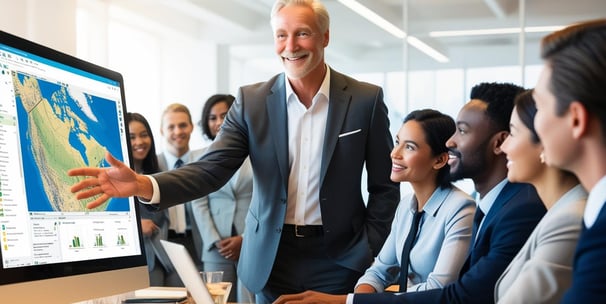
[532,19,606,302]
[274,82,547,304]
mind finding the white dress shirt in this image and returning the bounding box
[145,67,332,227]
[474,179,507,242]
[584,175,606,228]
[284,65,331,226]
[163,150,193,233]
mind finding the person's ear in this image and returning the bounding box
[493,131,509,155]
[569,101,589,139]
[433,152,449,170]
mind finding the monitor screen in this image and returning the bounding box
[0,30,148,302]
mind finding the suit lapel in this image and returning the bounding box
[320,70,350,186]
[266,74,289,190]
[474,182,520,245]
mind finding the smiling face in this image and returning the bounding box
[207,101,230,139]
[161,111,193,156]
[390,120,443,186]
[446,100,496,182]
[129,120,152,163]
[501,107,545,184]
[272,4,328,81]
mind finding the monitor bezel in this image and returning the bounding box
[0,29,147,286]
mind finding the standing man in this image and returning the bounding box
[157,103,205,286]
[69,0,400,302]
[532,19,606,302]
[274,82,546,304]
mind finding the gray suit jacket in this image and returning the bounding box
[158,149,206,261]
[152,69,400,292]
[494,185,587,303]
[191,154,253,262]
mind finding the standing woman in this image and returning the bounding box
[496,90,587,303]
[126,112,171,286]
[191,94,255,303]
[355,109,475,293]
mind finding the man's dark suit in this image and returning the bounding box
[561,202,606,302]
[151,69,400,293]
[354,182,545,304]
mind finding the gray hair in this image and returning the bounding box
[270,0,330,34]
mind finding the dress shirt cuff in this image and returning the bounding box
[347,293,354,304]
[138,175,161,204]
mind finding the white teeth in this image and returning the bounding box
[448,154,457,159]
[392,164,404,169]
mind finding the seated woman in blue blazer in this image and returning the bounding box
[355,109,475,293]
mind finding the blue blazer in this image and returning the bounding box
[561,201,606,303]
[354,182,545,304]
[151,69,400,293]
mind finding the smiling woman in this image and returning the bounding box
[126,112,171,287]
[354,109,475,294]
[495,90,587,303]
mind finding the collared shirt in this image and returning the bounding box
[585,175,606,228]
[145,69,332,225]
[475,178,508,240]
[163,150,193,171]
[162,150,193,232]
[355,186,475,292]
[284,65,331,226]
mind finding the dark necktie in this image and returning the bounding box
[399,210,424,292]
[471,208,485,241]
[169,159,188,233]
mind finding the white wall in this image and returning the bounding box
[1,0,77,56]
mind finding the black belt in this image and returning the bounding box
[283,224,324,238]
[168,229,192,238]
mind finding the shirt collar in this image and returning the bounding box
[164,149,191,168]
[585,175,606,228]
[413,186,454,216]
[477,178,508,215]
[285,64,331,106]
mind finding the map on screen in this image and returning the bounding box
[13,72,128,212]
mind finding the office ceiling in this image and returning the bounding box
[116,0,606,73]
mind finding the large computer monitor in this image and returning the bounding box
[0,30,148,303]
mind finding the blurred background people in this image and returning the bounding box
[496,90,587,303]
[354,109,475,293]
[157,103,206,286]
[192,94,255,303]
[126,112,171,286]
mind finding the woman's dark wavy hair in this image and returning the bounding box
[126,112,159,174]
[403,109,455,189]
[199,94,235,140]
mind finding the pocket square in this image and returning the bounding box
[338,129,362,138]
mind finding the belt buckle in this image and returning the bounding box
[294,225,304,238]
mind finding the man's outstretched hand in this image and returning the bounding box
[68,152,144,209]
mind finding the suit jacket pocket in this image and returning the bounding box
[245,209,260,233]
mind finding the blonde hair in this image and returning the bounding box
[161,103,193,127]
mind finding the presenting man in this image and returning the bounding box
[69,0,400,302]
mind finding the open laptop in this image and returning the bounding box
[160,240,215,304]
